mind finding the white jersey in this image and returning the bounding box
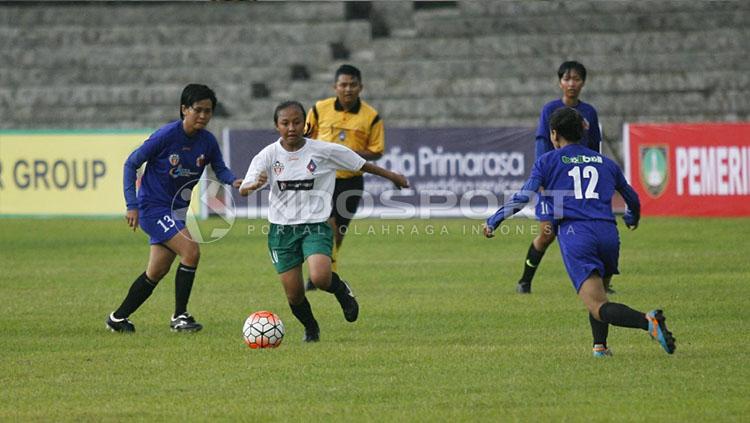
[241,138,366,225]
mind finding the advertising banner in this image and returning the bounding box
[225,127,536,218]
[0,132,149,216]
[623,123,750,216]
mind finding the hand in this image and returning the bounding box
[622,211,639,230]
[232,179,242,189]
[483,223,495,238]
[125,209,139,232]
[239,171,268,196]
[392,173,410,189]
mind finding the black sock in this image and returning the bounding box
[113,272,157,319]
[174,263,197,317]
[289,297,318,329]
[324,272,348,303]
[598,302,649,330]
[520,243,545,283]
[589,313,609,347]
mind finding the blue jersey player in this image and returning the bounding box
[484,107,675,357]
[516,61,606,295]
[106,84,241,334]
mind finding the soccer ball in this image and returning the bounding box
[243,311,285,349]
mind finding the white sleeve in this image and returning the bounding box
[240,149,270,191]
[327,143,367,172]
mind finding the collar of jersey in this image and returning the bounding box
[334,97,361,113]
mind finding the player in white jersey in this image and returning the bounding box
[240,101,409,342]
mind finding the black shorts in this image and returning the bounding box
[331,176,364,229]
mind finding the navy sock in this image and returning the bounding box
[520,243,545,283]
[598,302,648,330]
[113,272,157,319]
[289,297,317,329]
[589,313,609,347]
[174,263,197,317]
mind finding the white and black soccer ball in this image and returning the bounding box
[243,311,285,349]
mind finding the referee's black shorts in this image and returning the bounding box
[331,176,364,230]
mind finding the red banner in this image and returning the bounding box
[624,123,750,216]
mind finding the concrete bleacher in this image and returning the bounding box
[1,0,748,157]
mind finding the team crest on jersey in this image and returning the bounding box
[306,159,317,173]
[582,118,591,131]
[338,130,346,142]
[273,160,284,176]
[196,154,205,167]
[640,145,669,198]
[169,154,180,166]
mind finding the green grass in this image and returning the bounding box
[1,217,748,421]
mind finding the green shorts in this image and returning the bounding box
[267,222,333,274]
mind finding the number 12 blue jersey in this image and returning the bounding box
[487,143,640,228]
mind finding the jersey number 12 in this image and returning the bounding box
[568,166,600,199]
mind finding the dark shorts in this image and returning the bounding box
[139,207,185,245]
[331,176,364,229]
[557,220,620,292]
[267,222,333,274]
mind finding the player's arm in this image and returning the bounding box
[361,162,408,189]
[122,135,162,231]
[239,153,269,196]
[208,139,242,188]
[614,165,641,230]
[588,108,603,153]
[534,107,553,159]
[484,176,542,238]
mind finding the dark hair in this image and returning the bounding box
[180,83,217,119]
[334,64,362,83]
[273,100,306,125]
[549,107,584,143]
[557,61,587,81]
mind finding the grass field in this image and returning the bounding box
[1,217,748,421]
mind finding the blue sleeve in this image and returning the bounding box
[486,159,544,229]
[208,138,236,185]
[613,163,641,221]
[123,135,163,210]
[588,108,602,153]
[534,107,552,159]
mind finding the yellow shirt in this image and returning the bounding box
[306,97,385,179]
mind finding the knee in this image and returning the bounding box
[182,246,200,267]
[147,266,170,282]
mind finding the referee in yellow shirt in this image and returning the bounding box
[305,65,385,287]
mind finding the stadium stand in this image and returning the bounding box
[1,0,748,156]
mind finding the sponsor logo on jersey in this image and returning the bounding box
[273,160,284,176]
[277,179,314,191]
[196,154,205,167]
[169,154,180,166]
[169,166,201,179]
[307,159,317,173]
[640,145,668,197]
[561,155,603,164]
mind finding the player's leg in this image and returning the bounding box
[279,265,319,342]
[304,222,359,322]
[516,220,556,293]
[107,211,179,333]
[163,227,203,332]
[574,222,675,354]
[270,224,320,342]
